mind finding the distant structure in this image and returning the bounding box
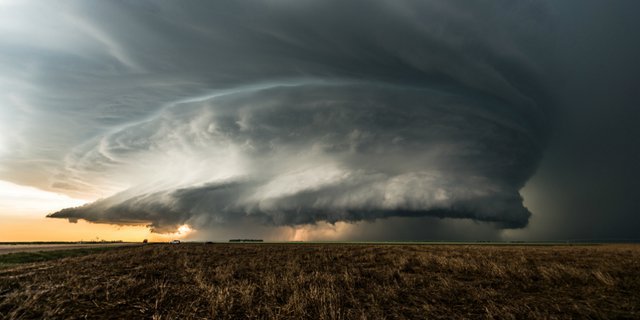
[229,239,263,243]
[170,240,181,244]
[142,239,148,244]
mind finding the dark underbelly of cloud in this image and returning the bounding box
[51,81,549,232]
[47,0,554,233]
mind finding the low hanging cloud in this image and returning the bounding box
[14,0,554,233]
[50,80,550,232]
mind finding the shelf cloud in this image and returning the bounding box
[32,1,555,233]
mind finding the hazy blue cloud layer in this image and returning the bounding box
[2,1,638,240]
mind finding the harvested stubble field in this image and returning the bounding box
[0,244,639,319]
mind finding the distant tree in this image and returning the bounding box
[142,239,148,244]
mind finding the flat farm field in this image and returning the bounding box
[1,244,639,319]
[0,243,137,255]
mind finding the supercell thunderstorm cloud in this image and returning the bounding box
[52,82,549,231]
[42,0,553,233]
[7,0,639,240]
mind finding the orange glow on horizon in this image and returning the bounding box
[0,216,159,242]
[149,224,193,241]
[0,180,199,242]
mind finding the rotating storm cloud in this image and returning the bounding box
[2,1,558,236]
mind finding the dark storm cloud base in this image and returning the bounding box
[40,1,554,233]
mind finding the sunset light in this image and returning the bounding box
[0,180,86,217]
[1,1,639,318]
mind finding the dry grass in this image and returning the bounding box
[0,244,639,319]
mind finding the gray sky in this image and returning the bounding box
[1,0,638,241]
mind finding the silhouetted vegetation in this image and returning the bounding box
[1,244,639,319]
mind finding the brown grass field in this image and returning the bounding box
[0,243,137,255]
[1,243,639,319]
